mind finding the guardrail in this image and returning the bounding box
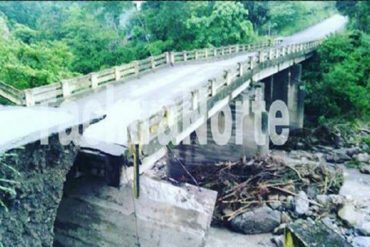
[0,81,25,105]
[127,39,322,147]
[2,40,284,106]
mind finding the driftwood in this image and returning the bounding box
[178,154,342,224]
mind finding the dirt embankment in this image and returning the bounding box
[0,135,77,247]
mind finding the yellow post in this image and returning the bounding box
[132,143,140,198]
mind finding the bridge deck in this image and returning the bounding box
[0,15,347,154]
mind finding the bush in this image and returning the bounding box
[304,32,370,122]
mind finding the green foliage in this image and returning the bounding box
[336,1,370,33]
[304,32,370,121]
[186,2,255,47]
[0,1,337,91]
[264,1,336,36]
[0,35,76,89]
[0,152,21,212]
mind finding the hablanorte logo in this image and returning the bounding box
[39,86,290,148]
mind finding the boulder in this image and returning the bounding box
[352,237,370,247]
[338,203,363,226]
[358,221,370,236]
[295,191,309,215]
[230,206,281,234]
[357,153,370,163]
[360,165,370,174]
[344,147,361,157]
[325,149,352,163]
[316,194,329,206]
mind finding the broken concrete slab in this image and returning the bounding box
[54,173,217,247]
[205,227,274,247]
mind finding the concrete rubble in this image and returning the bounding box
[54,172,217,247]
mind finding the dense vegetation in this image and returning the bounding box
[304,1,370,122]
[0,1,335,90]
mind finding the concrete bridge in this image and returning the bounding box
[0,15,347,247]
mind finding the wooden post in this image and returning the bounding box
[195,50,198,60]
[114,67,121,81]
[213,48,217,57]
[133,143,140,198]
[205,48,208,59]
[91,73,98,89]
[24,89,35,106]
[61,79,71,97]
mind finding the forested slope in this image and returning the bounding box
[0,1,335,90]
[304,1,370,122]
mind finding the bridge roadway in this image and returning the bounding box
[0,15,347,154]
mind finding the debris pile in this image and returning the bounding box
[180,154,343,226]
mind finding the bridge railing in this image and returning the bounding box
[0,81,25,105]
[13,40,281,106]
[127,39,322,148]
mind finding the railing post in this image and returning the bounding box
[238,62,243,76]
[151,56,155,69]
[268,49,273,60]
[134,61,140,76]
[205,48,208,59]
[166,106,176,127]
[114,67,121,81]
[61,79,71,97]
[258,50,264,63]
[195,50,198,60]
[191,90,199,110]
[249,56,254,70]
[235,45,239,53]
[224,70,231,86]
[91,73,98,89]
[170,52,175,65]
[213,48,217,57]
[281,46,286,57]
[24,89,35,106]
[165,52,171,64]
[183,51,187,61]
[210,79,216,96]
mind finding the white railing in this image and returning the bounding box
[126,39,322,147]
[9,41,283,106]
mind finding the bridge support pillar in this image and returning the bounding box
[237,84,269,158]
[287,64,304,129]
[167,83,270,179]
[263,64,304,130]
